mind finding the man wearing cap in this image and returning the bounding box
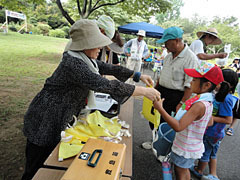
[124,30,149,73]
[142,26,199,150]
[190,28,227,63]
[156,26,199,120]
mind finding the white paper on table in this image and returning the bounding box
[90,92,118,112]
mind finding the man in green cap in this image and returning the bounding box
[142,27,199,150]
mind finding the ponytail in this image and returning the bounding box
[215,69,238,102]
[215,81,231,102]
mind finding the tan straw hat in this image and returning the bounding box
[197,28,222,45]
[68,19,112,51]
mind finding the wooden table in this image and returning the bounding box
[32,168,65,180]
[120,177,131,180]
[44,97,133,177]
[33,168,131,180]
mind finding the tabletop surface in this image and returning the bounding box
[33,168,131,180]
[32,168,66,180]
[44,97,133,177]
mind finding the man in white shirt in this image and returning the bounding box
[190,28,227,63]
[124,30,149,72]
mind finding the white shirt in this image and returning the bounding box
[190,39,204,63]
[161,49,168,59]
[123,38,149,60]
[159,44,199,91]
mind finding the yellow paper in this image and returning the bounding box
[59,110,122,160]
[59,141,84,160]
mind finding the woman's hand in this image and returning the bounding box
[140,74,154,87]
[144,87,161,101]
[132,86,160,101]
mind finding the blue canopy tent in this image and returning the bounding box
[118,22,164,38]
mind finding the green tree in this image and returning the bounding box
[156,0,184,23]
[0,0,45,14]
[157,13,208,44]
[1,0,172,25]
[29,2,69,29]
[55,0,172,25]
[87,4,147,27]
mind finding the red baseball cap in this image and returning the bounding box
[184,62,224,85]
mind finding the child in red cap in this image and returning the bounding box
[153,62,224,180]
[190,68,238,180]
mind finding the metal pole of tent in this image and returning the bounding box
[5,10,8,33]
[25,17,27,32]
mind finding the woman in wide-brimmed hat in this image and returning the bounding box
[21,19,160,180]
[190,28,227,63]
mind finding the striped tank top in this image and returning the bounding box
[171,101,213,159]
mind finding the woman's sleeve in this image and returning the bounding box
[65,55,135,103]
[96,60,134,82]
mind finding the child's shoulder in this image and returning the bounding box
[219,93,237,109]
[224,94,236,103]
[231,95,239,107]
[213,93,235,108]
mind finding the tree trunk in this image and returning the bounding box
[56,0,75,25]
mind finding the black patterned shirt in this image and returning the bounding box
[23,52,135,146]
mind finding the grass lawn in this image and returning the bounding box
[0,32,68,179]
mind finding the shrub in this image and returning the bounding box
[26,24,34,33]
[37,22,51,36]
[8,22,17,32]
[61,26,70,38]
[49,29,65,38]
[29,17,38,26]
[0,23,4,32]
[31,25,41,35]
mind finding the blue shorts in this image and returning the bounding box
[170,152,195,169]
[200,135,222,162]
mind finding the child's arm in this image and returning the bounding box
[213,116,232,124]
[153,99,205,132]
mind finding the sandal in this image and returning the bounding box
[202,174,220,180]
[226,128,234,136]
[189,165,203,178]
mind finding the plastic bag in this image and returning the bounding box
[141,87,160,129]
[58,111,122,160]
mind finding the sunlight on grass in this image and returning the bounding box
[0,32,67,80]
[0,32,68,119]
